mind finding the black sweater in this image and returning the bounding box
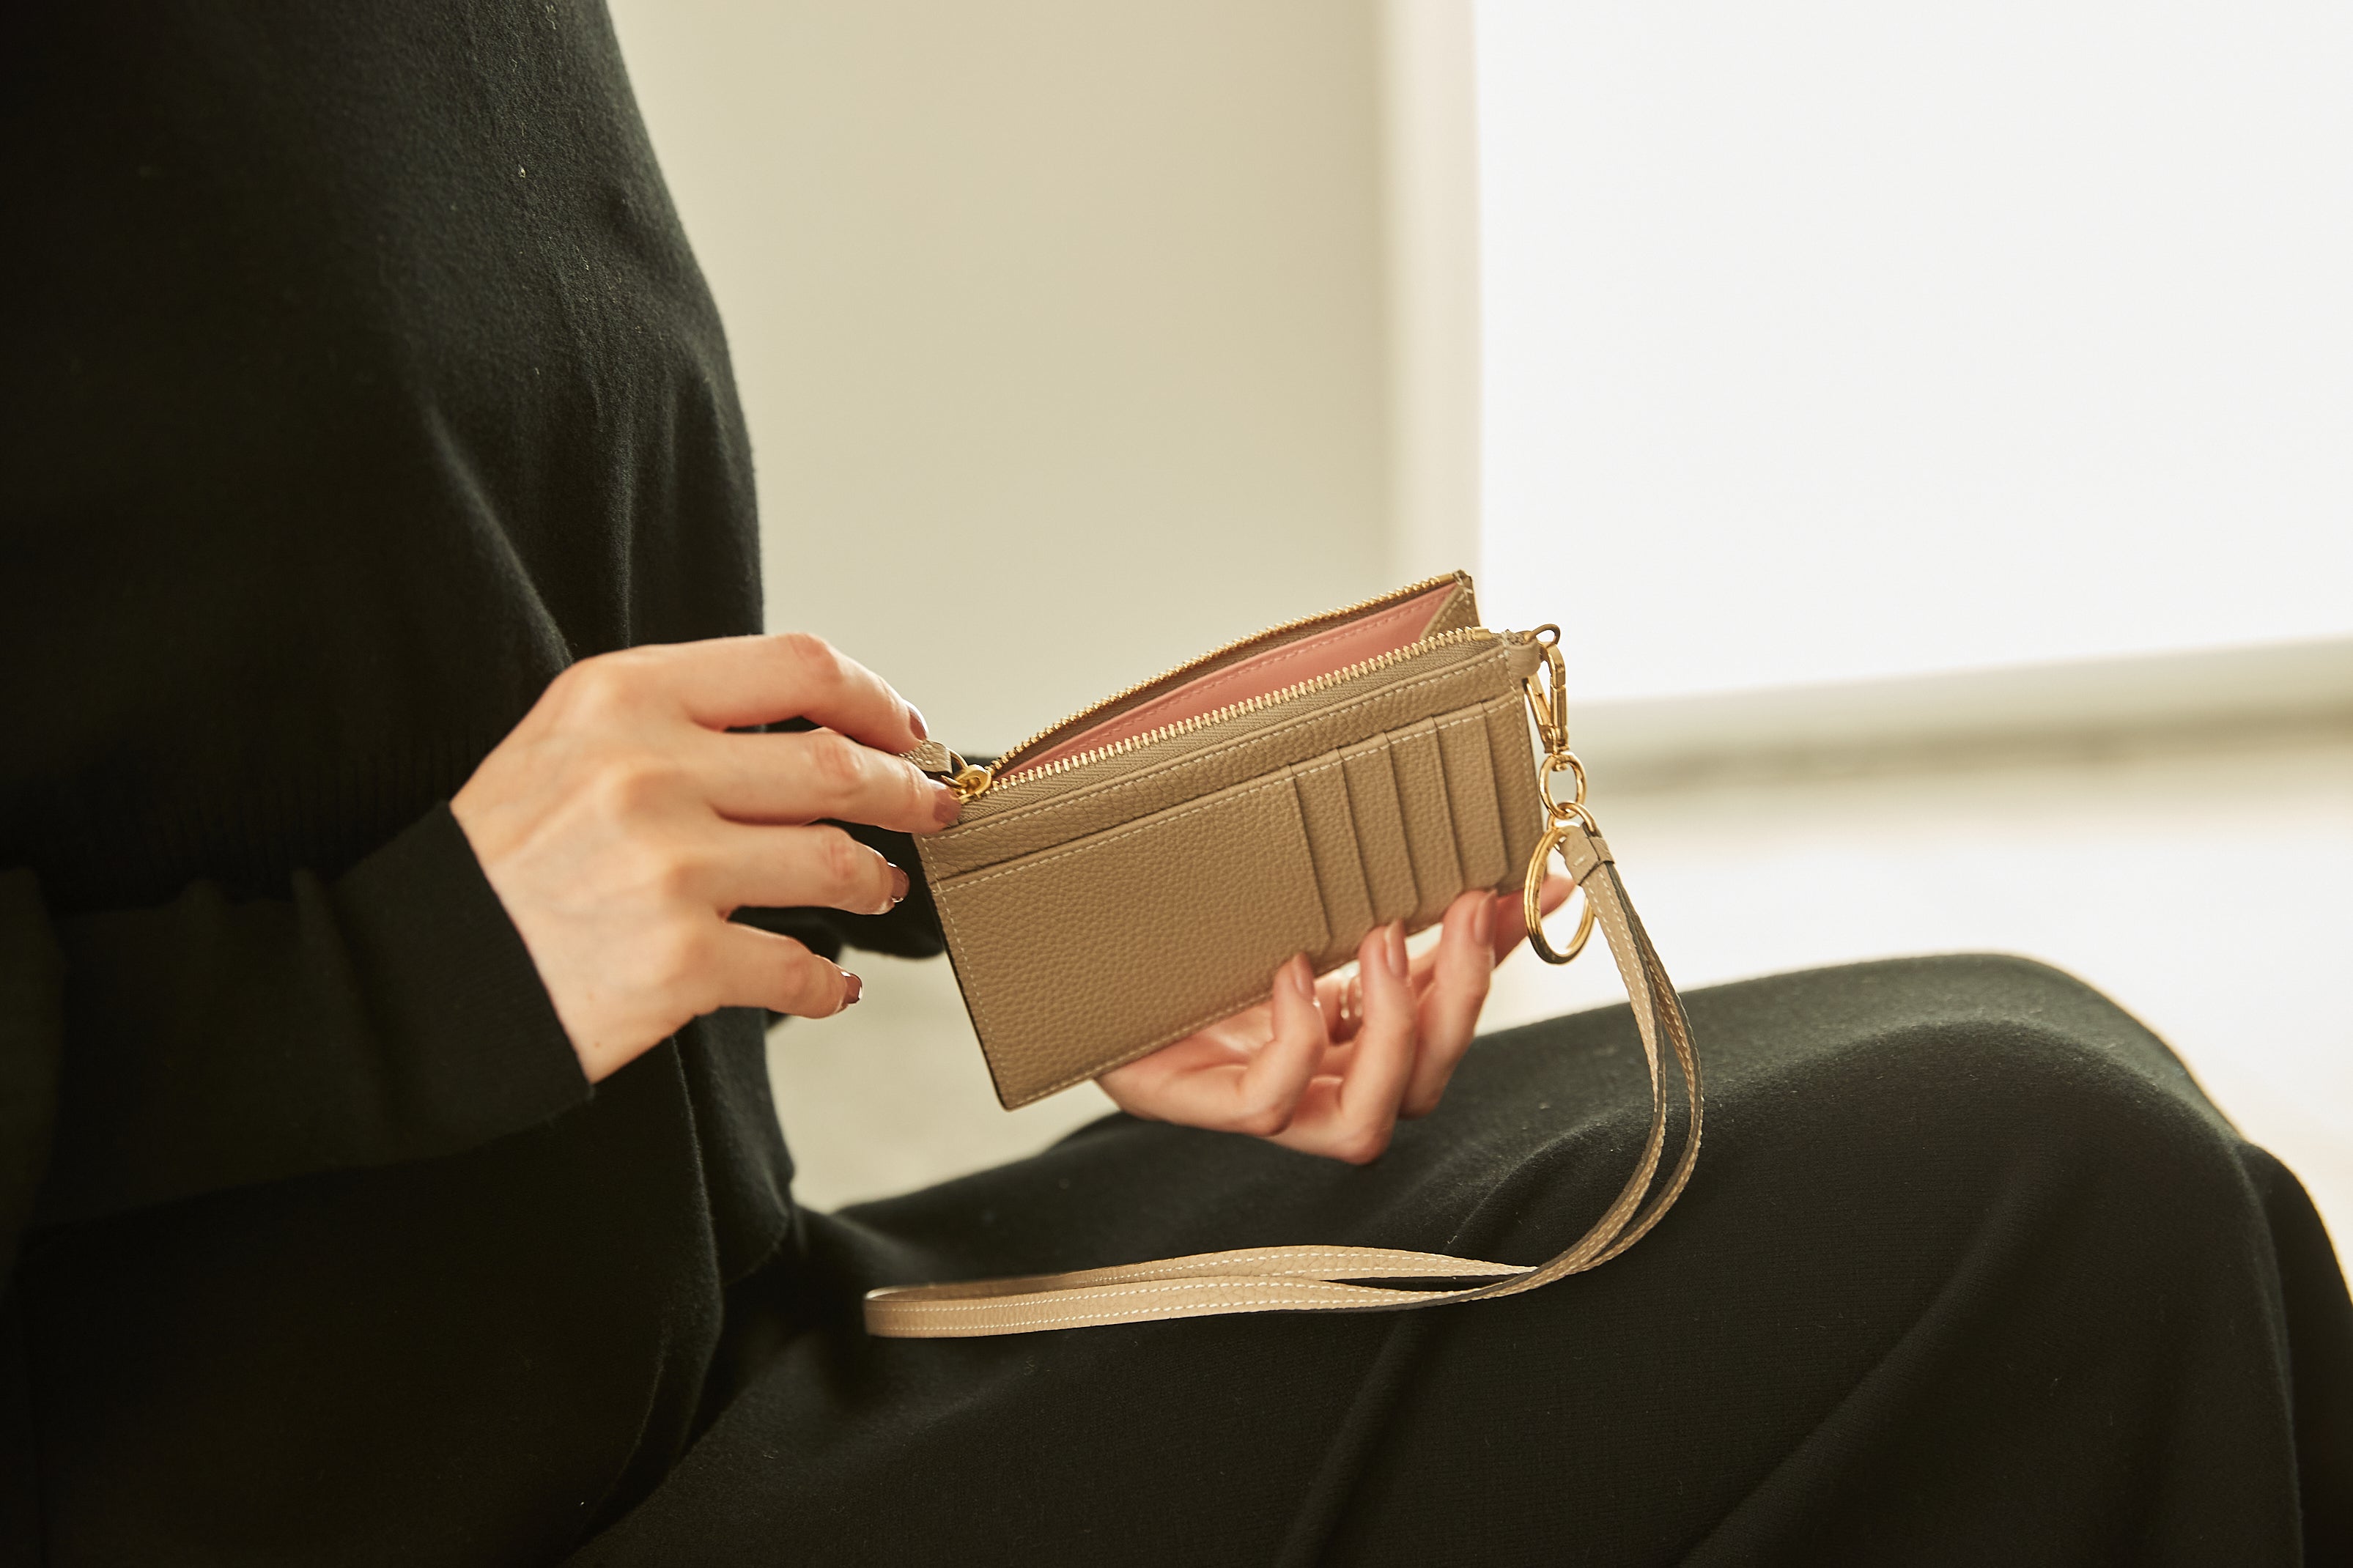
[0,4,923,1558]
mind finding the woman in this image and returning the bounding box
[4,7,2343,1563]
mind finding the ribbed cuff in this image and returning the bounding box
[337,805,592,1150]
[0,870,62,1272]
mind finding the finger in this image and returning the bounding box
[706,923,860,1018]
[1396,876,1576,994]
[1401,892,1496,1117]
[700,728,959,835]
[1229,955,1329,1136]
[636,633,927,752]
[1277,923,1414,1164]
[699,821,908,916]
[1098,957,1326,1136]
[1314,966,1363,1045]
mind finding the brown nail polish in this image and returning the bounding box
[906,703,929,742]
[887,863,910,905]
[932,783,962,826]
[841,970,862,1007]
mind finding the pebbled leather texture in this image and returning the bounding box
[882,574,1704,1337]
[869,820,1704,1336]
[917,577,1551,1109]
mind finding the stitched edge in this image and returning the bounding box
[1044,1245,1503,1273]
[941,769,1330,1103]
[871,1298,1440,1331]
[865,1280,1487,1309]
[939,644,1514,860]
[945,694,1530,1106]
[942,758,1340,895]
[926,1245,1526,1289]
[1294,746,1371,964]
[1433,701,1512,887]
[1019,595,1448,769]
[903,824,1700,1331]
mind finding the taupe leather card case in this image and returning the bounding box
[912,572,1540,1109]
[875,572,1702,1338]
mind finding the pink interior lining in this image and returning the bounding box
[1009,584,1458,774]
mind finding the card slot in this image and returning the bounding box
[1339,737,1419,925]
[934,768,1330,1107]
[1386,720,1461,926]
[1485,695,1546,881]
[1436,706,1510,892]
[921,642,1523,881]
[1290,751,1375,967]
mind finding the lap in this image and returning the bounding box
[574,955,2347,1567]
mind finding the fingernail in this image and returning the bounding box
[841,970,862,1007]
[887,862,910,905]
[931,783,962,826]
[1287,957,1315,1000]
[1384,923,1408,977]
[1472,895,1494,947]
[906,703,929,742]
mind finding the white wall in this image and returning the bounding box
[1478,2,2353,705]
[611,0,1416,752]
[606,4,2353,1245]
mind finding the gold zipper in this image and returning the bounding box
[969,572,1466,786]
[953,614,1512,803]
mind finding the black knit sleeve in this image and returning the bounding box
[29,805,591,1228]
[0,870,63,1295]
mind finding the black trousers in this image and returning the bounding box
[576,956,2353,1566]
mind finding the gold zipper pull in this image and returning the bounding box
[949,759,995,802]
[900,740,994,803]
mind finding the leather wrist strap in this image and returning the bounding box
[863,821,1702,1338]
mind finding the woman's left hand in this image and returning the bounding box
[1096,876,1575,1163]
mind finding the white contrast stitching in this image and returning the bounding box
[942,760,1337,895]
[946,648,1510,846]
[1014,1246,1523,1283]
[870,1295,1455,1331]
[871,1278,1500,1325]
[942,768,1329,1099]
[944,684,1532,1104]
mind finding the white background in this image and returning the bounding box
[611,4,2353,1243]
[1477,2,2353,703]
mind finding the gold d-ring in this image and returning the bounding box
[1538,751,1588,815]
[1522,822,1597,965]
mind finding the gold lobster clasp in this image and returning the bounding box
[1521,626,1570,753]
[1520,625,1598,964]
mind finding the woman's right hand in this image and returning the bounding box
[451,634,960,1083]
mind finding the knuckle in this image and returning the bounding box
[590,754,683,821]
[1235,1101,1295,1139]
[609,834,703,911]
[781,952,845,1014]
[558,652,643,716]
[643,923,712,999]
[815,826,866,892]
[776,631,842,687]
[648,844,706,906]
[900,759,933,815]
[808,733,868,794]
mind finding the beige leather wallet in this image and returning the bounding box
[876,572,1702,1337]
